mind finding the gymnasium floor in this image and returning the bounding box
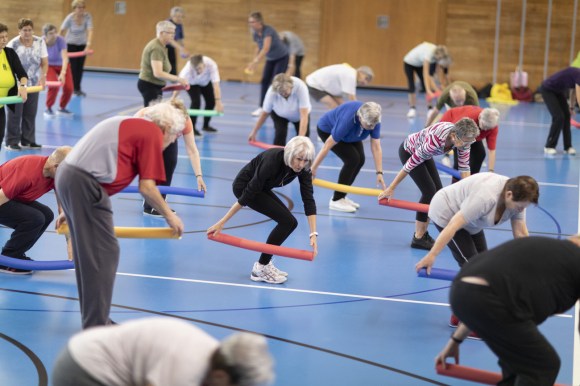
[0,72,578,385]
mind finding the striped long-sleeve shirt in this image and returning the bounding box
[402,122,470,173]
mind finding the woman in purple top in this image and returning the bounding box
[246,12,289,116]
[43,24,73,116]
[540,67,580,156]
[379,119,479,250]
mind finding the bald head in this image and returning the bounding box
[43,146,72,178]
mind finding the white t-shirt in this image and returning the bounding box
[179,56,220,86]
[305,64,357,97]
[403,42,437,67]
[68,318,219,386]
[429,173,526,235]
[7,36,48,86]
[262,76,311,121]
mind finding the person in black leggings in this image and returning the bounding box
[310,101,386,213]
[207,137,318,284]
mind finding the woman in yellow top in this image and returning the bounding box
[0,23,28,150]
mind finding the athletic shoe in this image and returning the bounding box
[5,144,21,151]
[406,107,416,118]
[74,90,87,97]
[250,262,287,284]
[21,142,42,149]
[266,260,288,277]
[565,147,576,156]
[44,107,55,118]
[194,128,203,137]
[544,147,557,155]
[57,108,74,117]
[251,107,263,116]
[449,314,460,328]
[143,208,176,217]
[202,126,218,133]
[466,330,482,340]
[329,198,356,213]
[411,231,435,250]
[0,256,32,275]
[345,196,360,209]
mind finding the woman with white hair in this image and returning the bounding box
[379,118,480,250]
[137,20,188,107]
[311,101,386,213]
[166,6,189,75]
[424,80,480,126]
[249,73,311,146]
[403,42,451,118]
[52,317,275,386]
[440,106,500,182]
[208,136,318,284]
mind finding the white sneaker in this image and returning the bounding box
[544,147,557,155]
[406,108,416,118]
[345,197,360,209]
[250,262,287,284]
[266,260,288,277]
[329,198,356,213]
[566,147,576,156]
[251,107,263,116]
[441,154,451,167]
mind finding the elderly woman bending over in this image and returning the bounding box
[249,73,311,146]
[379,118,480,250]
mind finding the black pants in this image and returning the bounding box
[293,55,304,79]
[0,106,6,149]
[233,184,297,265]
[433,223,487,266]
[452,140,486,183]
[260,55,289,106]
[137,79,164,107]
[540,86,572,150]
[399,142,442,222]
[403,62,426,93]
[271,110,310,146]
[144,140,178,211]
[450,281,560,386]
[187,83,215,128]
[67,44,87,93]
[318,128,365,201]
[167,45,177,76]
[0,200,54,258]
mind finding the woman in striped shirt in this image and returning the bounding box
[379,118,479,250]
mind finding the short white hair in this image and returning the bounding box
[357,102,382,127]
[170,6,184,17]
[156,20,175,37]
[219,332,275,386]
[284,136,315,169]
[142,103,185,135]
[357,66,374,82]
[478,107,500,130]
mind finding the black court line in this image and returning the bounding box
[0,288,448,386]
[0,331,48,386]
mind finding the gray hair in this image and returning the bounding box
[478,108,500,130]
[48,146,72,164]
[42,23,57,36]
[451,117,480,139]
[142,103,185,135]
[284,136,315,169]
[434,45,451,67]
[156,20,175,37]
[357,66,374,82]
[271,73,293,94]
[219,332,275,386]
[357,102,382,128]
[170,6,184,17]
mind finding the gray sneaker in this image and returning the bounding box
[250,262,287,284]
[266,260,288,277]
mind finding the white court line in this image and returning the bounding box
[115,271,572,319]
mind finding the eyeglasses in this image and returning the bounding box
[162,31,176,35]
[456,136,476,146]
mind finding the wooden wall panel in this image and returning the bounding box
[319,0,447,88]
[0,0,66,39]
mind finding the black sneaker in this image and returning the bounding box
[21,142,42,149]
[194,128,203,137]
[5,144,21,151]
[202,126,218,133]
[0,256,32,275]
[143,208,176,217]
[411,231,435,250]
[74,90,87,97]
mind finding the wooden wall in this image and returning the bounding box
[1,0,579,89]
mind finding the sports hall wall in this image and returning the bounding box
[2,0,579,89]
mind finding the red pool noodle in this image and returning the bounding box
[426,90,442,102]
[67,49,94,58]
[208,233,314,261]
[162,83,190,92]
[571,118,580,128]
[378,198,429,213]
[45,81,62,88]
[249,140,284,150]
[436,364,566,385]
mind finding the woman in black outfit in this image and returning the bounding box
[207,136,318,284]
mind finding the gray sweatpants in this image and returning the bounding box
[55,162,120,329]
[52,346,106,386]
[6,92,39,146]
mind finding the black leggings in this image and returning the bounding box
[452,140,486,183]
[403,62,426,93]
[271,110,310,146]
[67,44,86,92]
[143,140,178,211]
[398,142,442,222]
[260,55,289,106]
[137,79,163,107]
[318,128,365,201]
[433,223,487,266]
[187,83,215,128]
[540,86,572,150]
[0,106,5,148]
[450,281,560,386]
[233,185,297,265]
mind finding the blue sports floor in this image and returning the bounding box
[0,72,578,385]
